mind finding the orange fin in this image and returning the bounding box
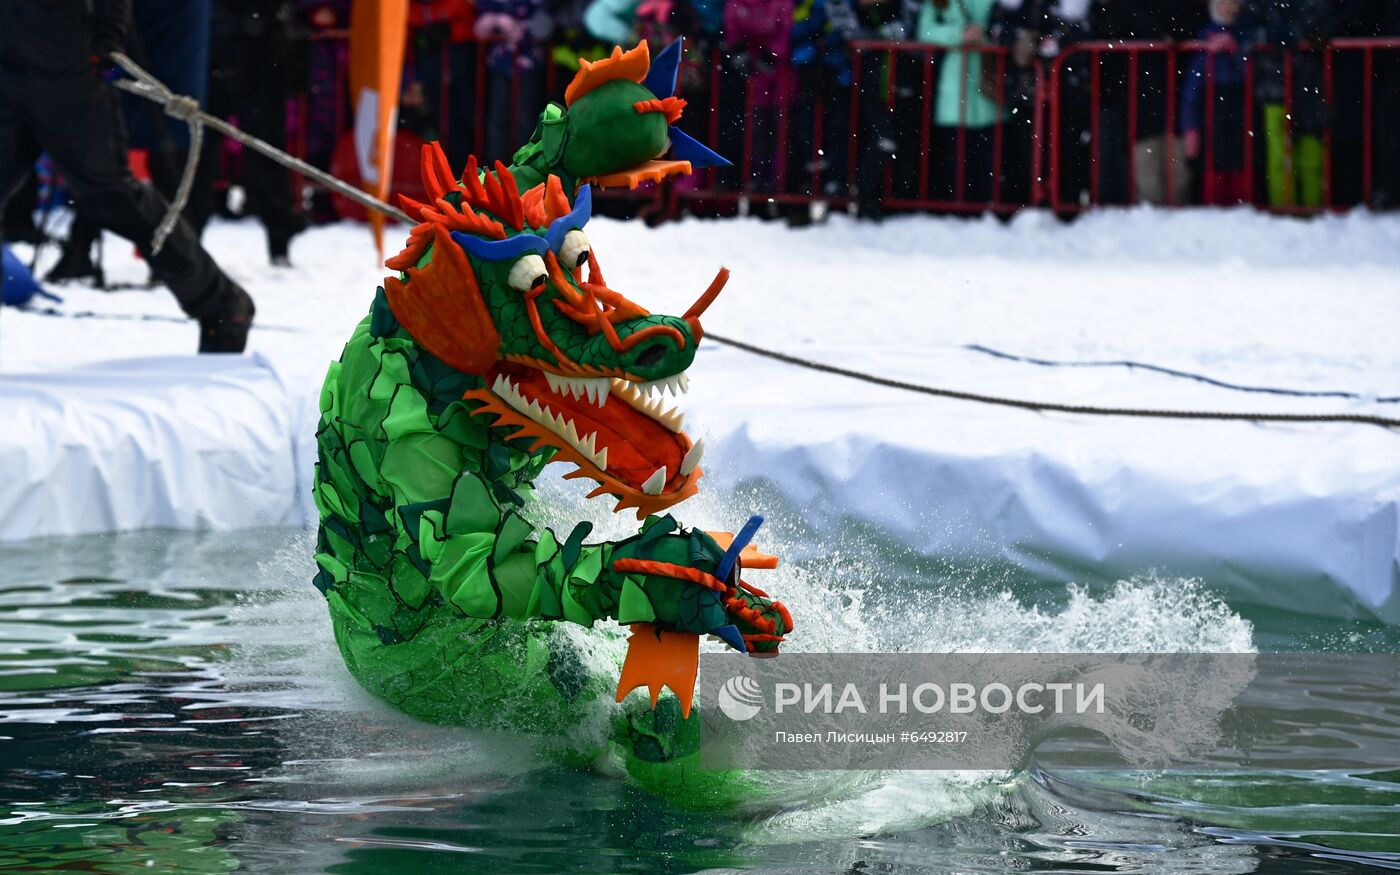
[706,531,781,570]
[615,623,700,718]
[566,42,651,107]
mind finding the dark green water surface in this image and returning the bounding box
[1,528,1397,873]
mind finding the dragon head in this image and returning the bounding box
[525,39,730,191]
[385,146,724,518]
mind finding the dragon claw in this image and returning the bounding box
[615,622,701,718]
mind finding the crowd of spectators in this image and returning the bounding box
[5,0,1400,274]
[384,0,1400,218]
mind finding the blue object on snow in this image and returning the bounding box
[2,246,60,307]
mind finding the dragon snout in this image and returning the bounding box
[620,315,696,379]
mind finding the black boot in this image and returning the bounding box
[198,285,256,353]
[45,240,101,284]
[2,220,44,246]
[268,237,292,269]
[267,213,308,268]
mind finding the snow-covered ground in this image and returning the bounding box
[6,207,1400,389]
[3,208,1398,618]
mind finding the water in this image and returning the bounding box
[2,519,1398,873]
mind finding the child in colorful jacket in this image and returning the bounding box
[1180,0,1254,205]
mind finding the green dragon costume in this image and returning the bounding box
[312,41,793,808]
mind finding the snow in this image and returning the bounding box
[1,208,1397,618]
[1,355,304,539]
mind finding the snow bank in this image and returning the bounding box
[0,355,305,539]
[0,209,1396,619]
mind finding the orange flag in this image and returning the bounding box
[348,0,410,257]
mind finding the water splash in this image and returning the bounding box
[233,475,1255,836]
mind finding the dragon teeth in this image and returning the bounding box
[657,405,684,433]
[543,372,610,407]
[635,370,689,398]
[679,438,704,475]
[491,374,608,468]
[493,372,688,480]
[587,379,608,407]
[610,377,688,432]
[640,466,668,496]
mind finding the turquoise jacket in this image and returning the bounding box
[917,0,1004,129]
[583,0,640,45]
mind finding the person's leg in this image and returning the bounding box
[890,52,925,201]
[1097,105,1128,205]
[1220,95,1247,205]
[1003,114,1032,206]
[1133,136,1164,204]
[0,75,96,282]
[1295,133,1324,208]
[1,176,42,244]
[963,127,994,205]
[786,67,816,197]
[819,69,849,198]
[930,125,959,203]
[0,72,34,215]
[1059,86,1092,208]
[2,126,43,244]
[1227,169,1248,205]
[46,214,102,283]
[996,82,1037,207]
[1166,135,1190,205]
[235,33,302,263]
[1262,104,1291,206]
[26,70,253,348]
[855,62,894,219]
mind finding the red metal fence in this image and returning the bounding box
[1046,37,1400,213]
[293,34,1400,221]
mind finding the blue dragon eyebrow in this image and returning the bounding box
[450,230,548,262]
[545,184,592,254]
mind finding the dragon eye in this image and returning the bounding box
[559,229,590,270]
[508,253,548,294]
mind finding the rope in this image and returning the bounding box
[705,333,1400,430]
[963,343,1400,404]
[106,54,200,253]
[154,95,202,254]
[108,51,411,251]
